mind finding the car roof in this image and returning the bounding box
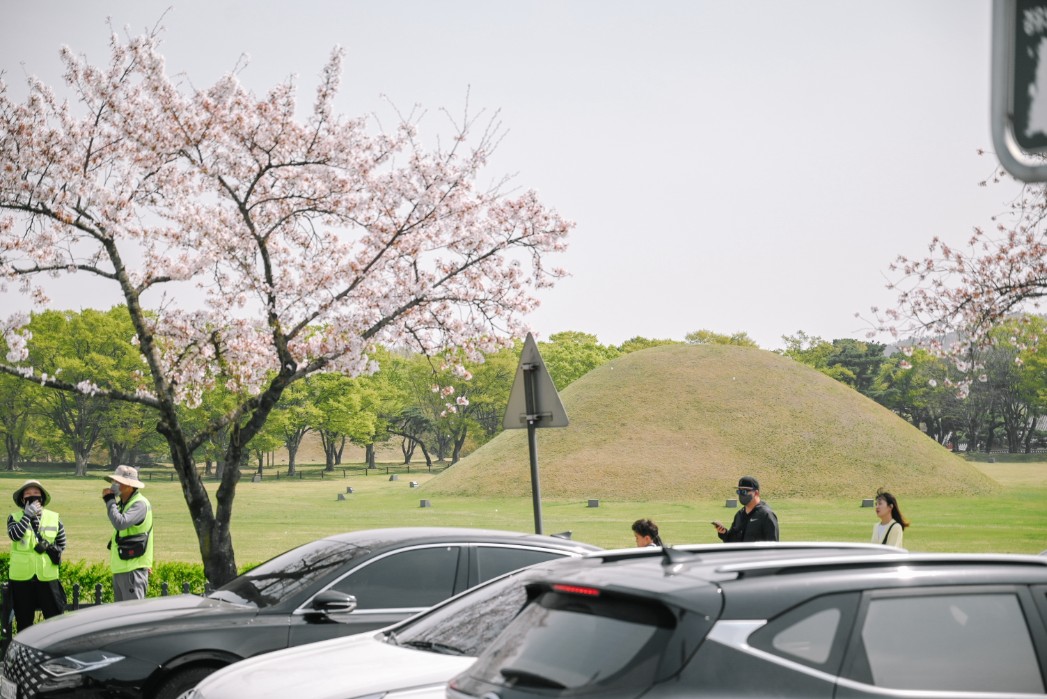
[321,526,601,553]
[526,544,1047,616]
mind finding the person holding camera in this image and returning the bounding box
[102,465,153,602]
[7,480,66,631]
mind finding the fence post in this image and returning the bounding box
[94,583,103,605]
[1,582,11,650]
[161,581,169,597]
[182,582,191,595]
[71,583,81,610]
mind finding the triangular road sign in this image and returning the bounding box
[503,333,569,429]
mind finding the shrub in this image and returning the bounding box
[0,553,208,605]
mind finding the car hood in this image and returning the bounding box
[194,631,476,699]
[14,594,257,655]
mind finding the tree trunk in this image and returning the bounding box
[3,434,18,471]
[419,441,433,469]
[451,428,467,465]
[286,442,298,476]
[335,436,345,465]
[74,449,89,477]
[320,430,337,472]
[365,443,375,468]
[157,419,238,588]
[401,436,415,465]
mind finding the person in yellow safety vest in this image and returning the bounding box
[7,480,66,631]
[102,465,154,602]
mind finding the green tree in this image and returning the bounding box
[781,332,886,397]
[26,309,142,475]
[617,336,680,353]
[875,349,963,445]
[539,332,620,389]
[270,383,323,476]
[685,329,759,348]
[0,369,44,470]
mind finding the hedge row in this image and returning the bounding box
[0,553,209,603]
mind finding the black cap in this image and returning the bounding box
[738,475,759,491]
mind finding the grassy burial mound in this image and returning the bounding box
[425,344,1000,501]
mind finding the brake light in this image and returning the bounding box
[552,583,601,597]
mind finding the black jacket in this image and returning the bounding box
[718,500,779,542]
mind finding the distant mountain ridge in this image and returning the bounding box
[424,344,999,500]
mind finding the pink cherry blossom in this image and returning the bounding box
[0,29,572,584]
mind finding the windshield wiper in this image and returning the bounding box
[500,667,567,689]
[400,640,466,656]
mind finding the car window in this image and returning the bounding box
[331,546,460,610]
[772,608,839,663]
[210,539,363,608]
[476,547,567,582]
[749,592,858,671]
[854,592,1043,694]
[396,572,531,657]
[464,588,684,693]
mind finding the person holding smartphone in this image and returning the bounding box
[7,480,66,630]
[712,475,778,542]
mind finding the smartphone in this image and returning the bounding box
[711,521,724,529]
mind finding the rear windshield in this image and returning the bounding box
[465,588,683,694]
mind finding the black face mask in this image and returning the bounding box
[22,495,41,506]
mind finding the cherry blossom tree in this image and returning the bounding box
[0,30,571,585]
[884,179,1047,337]
[879,166,1047,396]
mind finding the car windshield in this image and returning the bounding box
[390,571,531,657]
[465,588,682,694]
[209,539,364,608]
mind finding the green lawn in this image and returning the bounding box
[1,459,1043,568]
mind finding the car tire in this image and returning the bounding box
[155,665,219,699]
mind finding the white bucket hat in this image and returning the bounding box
[106,464,145,489]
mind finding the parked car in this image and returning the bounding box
[0,527,599,699]
[186,542,902,699]
[448,547,1047,699]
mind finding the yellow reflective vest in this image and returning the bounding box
[9,509,60,582]
[109,491,153,573]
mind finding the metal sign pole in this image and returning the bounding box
[523,362,544,534]
[503,333,566,536]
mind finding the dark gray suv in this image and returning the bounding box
[448,544,1047,699]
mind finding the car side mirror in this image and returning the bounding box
[310,590,357,614]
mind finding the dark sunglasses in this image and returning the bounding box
[735,488,754,495]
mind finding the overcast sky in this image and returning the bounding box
[0,1,1022,350]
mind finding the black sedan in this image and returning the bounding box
[0,527,599,699]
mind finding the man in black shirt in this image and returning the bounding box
[713,475,779,542]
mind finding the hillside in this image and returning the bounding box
[424,344,1000,500]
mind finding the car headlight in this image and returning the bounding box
[40,651,125,678]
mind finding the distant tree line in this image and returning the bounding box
[0,311,686,472]
[780,316,1047,454]
[5,310,1041,475]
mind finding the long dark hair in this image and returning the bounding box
[631,518,664,546]
[876,488,910,529]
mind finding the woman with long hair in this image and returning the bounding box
[872,488,909,547]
